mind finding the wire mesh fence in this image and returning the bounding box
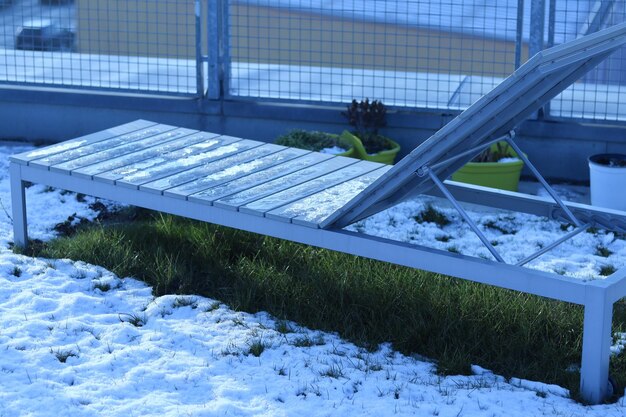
[0,0,201,95]
[547,0,626,121]
[0,0,625,122]
[225,0,525,110]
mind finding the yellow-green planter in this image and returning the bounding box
[333,136,356,158]
[320,133,356,158]
[451,143,524,191]
[340,131,401,165]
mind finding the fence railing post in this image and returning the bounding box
[195,0,205,97]
[529,0,547,118]
[207,0,228,100]
[515,0,526,69]
[529,0,547,57]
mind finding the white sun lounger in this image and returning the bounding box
[10,22,626,404]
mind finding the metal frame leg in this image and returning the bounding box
[580,285,613,404]
[10,163,28,249]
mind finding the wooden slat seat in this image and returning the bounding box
[11,120,389,228]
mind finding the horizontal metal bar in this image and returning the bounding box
[602,266,626,303]
[17,164,590,304]
[427,181,626,234]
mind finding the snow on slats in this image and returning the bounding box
[239,160,383,216]
[139,144,285,194]
[50,128,198,175]
[114,139,264,189]
[71,131,219,180]
[91,134,242,185]
[210,155,353,211]
[9,119,157,165]
[186,152,331,203]
[266,165,392,227]
[28,123,178,170]
[142,145,306,196]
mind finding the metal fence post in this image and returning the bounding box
[206,0,231,100]
[207,0,225,100]
[195,0,205,97]
[529,0,546,57]
[515,0,526,69]
[529,0,547,117]
[547,0,557,48]
[221,0,231,100]
[580,285,613,404]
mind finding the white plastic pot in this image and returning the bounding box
[589,153,626,211]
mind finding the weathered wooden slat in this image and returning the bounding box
[28,123,178,170]
[139,144,283,194]
[141,144,299,195]
[212,156,358,211]
[9,119,156,166]
[115,139,264,189]
[92,134,241,184]
[50,128,198,175]
[267,166,392,227]
[187,152,331,204]
[162,147,309,199]
[71,131,218,179]
[239,160,382,216]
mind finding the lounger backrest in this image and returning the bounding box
[321,21,626,229]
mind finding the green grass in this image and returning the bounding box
[413,205,451,226]
[596,246,614,258]
[32,209,626,401]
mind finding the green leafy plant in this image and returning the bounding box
[275,130,350,153]
[342,99,393,154]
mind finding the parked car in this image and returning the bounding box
[15,19,75,51]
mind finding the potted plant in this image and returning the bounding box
[339,99,401,165]
[275,129,355,157]
[588,153,626,211]
[451,142,525,192]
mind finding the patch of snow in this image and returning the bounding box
[319,146,348,155]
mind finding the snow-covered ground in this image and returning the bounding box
[347,183,626,280]
[0,143,625,416]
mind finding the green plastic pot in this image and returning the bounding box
[451,142,524,191]
[321,133,356,158]
[333,134,356,158]
[339,131,401,165]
